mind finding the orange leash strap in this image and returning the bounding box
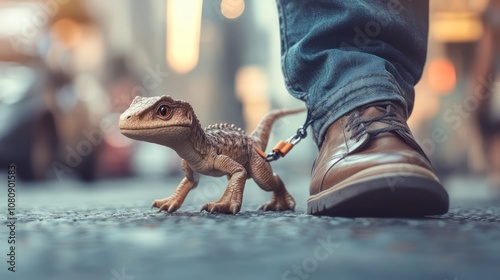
[255,110,312,162]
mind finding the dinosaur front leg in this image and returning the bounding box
[200,155,247,214]
[152,160,198,213]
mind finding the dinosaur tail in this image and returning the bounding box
[250,108,306,151]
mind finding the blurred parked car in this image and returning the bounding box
[0,52,101,181]
[0,1,102,181]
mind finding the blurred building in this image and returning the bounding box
[413,0,500,184]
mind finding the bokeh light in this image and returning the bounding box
[221,0,245,19]
[166,0,203,74]
[427,58,457,95]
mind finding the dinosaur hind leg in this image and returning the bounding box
[249,152,296,211]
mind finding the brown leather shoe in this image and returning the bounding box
[308,102,449,217]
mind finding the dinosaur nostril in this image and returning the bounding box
[127,115,131,119]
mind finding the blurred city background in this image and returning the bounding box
[1,1,500,280]
[0,0,499,187]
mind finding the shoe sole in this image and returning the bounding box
[307,163,449,217]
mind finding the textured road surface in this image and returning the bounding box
[1,174,500,280]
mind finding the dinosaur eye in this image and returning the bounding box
[157,105,171,117]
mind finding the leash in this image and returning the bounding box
[254,110,313,162]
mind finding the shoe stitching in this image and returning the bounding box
[319,114,354,192]
[319,154,345,193]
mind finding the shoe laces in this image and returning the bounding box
[345,102,409,141]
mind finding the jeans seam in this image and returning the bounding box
[315,73,397,108]
[277,0,308,100]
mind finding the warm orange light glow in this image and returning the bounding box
[221,0,245,19]
[235,65,270,132]
[166,0,203,74]
[427,58,456,95]
[431,12,483,43]
[467,0,489,13]
[51,18,83,48]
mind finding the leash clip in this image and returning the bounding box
[256,112,312,162]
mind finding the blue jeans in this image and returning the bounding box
[276,0,429,146]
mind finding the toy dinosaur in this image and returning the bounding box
[119,95,303,214]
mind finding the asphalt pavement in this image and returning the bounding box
[1,173,499,280]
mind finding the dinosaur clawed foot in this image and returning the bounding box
[152,197,181,213]
[258,191,296,212]
[200,201,241,214]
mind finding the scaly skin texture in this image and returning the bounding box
[119,95,303,214]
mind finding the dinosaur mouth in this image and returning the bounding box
[119,124,191,131]
[120,125,192,142]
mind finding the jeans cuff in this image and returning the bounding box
[307,73,410,147]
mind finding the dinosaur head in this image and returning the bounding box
[119,95,198,146]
